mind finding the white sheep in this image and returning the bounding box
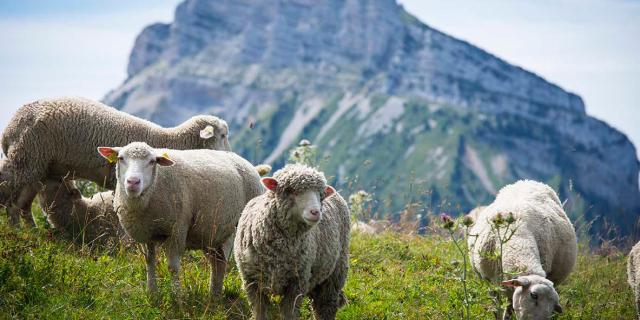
[350,219,391,235]
[234,164,350,320]
[37,179,123,244]
[0,96,230,227]
[468,180,577,319]
[628,241,640,319]
[98,142,263,295]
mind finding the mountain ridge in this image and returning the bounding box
[104,0,639,237]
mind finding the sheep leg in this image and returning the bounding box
[206,247,226,296]
[7,206,20,226]
[280,284,303,320]
[5,143,49,225]
[145,243,158,294]
[246,282,269,320]
[165,240,185,296]
[309,256,348,320]
[5,183,38,227]
[17,185,38,227]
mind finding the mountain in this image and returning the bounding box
[104,0,640,237]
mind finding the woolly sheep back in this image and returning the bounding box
[468,180,577,319]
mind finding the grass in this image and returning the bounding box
[0,208,635,319]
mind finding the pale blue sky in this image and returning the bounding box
[0,0,638,157]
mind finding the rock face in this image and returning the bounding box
[104,0,640,237]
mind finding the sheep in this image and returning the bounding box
[351,219,391,235]
[0,96,230,227]
[628,241,640,319]
[467,180,577,320]
[234,164,350,320]
[98,142,263,295]
[37,179,123,244]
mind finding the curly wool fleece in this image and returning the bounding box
[270,163,328,195]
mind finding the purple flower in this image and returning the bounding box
[440,213,455,230]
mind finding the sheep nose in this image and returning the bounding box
[309,209,320,217]
[127,177,141,185]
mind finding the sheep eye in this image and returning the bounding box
[221,134,226,138]
[117,156,124,161]
[149,159,156,165]
[530,292,538,300]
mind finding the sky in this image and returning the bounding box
[0,0,638,157]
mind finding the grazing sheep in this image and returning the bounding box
[0,96,230,227]
[37,179,123,244]
[468,180,577,320]
[628,241,640,319]
[234,164,350,320]
[351,219,391,235]
[99,142,263,295]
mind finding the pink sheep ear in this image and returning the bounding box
[501,277,530,288]
[97,147,120,163]
[324,185,335,197]
[155,152,175,167]
[261,177,278,191]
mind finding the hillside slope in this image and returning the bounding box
[104,0,640,236]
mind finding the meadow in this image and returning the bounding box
[0,205,635,319]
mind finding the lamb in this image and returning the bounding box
[234,164,350,320]
[0,96,230,227]
[467,180,577,320]
[98,142,263,295]
[37,179,123,244]
[628,241,640,319]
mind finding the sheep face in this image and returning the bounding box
[197,117,231,151]
[98,143,174,198]
[502,275,562,320]
[262,177,335,226]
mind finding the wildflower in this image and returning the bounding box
[492,212,506,227]
[505,212,516,224]
[462,215,474,227]
[440,213,455,230]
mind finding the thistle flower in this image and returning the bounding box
[492,212,506,227]
[440,213,455,230]
[505,212,516,224]
[462,215,474,227]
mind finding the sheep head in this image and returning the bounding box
[262,164,335,227]
[501,274,563,319]
[98,142,174,198]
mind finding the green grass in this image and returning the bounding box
[0,210,635,319]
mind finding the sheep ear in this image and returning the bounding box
[501,277,530,288]
[261,178,278,192]
[200,125,215,139]
[156,152,175,167]
[97,147,120,164]
[324,185,335,197]
[554,303,563,314]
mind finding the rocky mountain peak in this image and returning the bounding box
[106,0,639,238]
